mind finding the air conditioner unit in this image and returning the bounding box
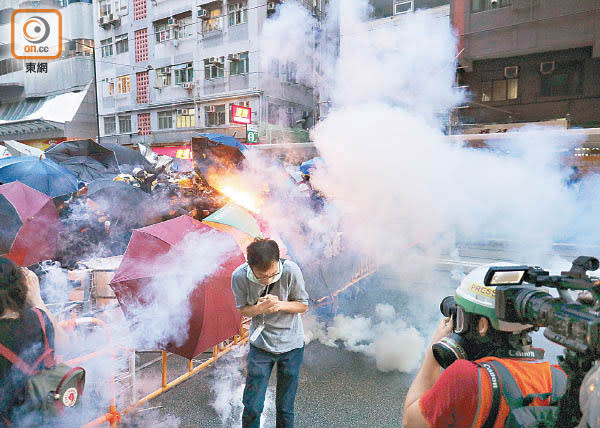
[197,8,208,18]
[154,80,164,89]
[540,61,555,75]
[167,17,178,27]
[206,105,216,112]
[267,2,277,11]
[108,13,115,21]
[229,53,240,61]
[209,57,217,64]
[98,16,107,25]
[504,65,519,79]
[182,82,194,90]
[119,5,128,16]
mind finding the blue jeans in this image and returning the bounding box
[242,345,304,428]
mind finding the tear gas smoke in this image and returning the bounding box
[210,346,276,427]
[304,304,425,372]
[124,229,237,349]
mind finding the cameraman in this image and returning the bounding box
[403,264,567,428]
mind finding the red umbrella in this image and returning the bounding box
[109,215,244,359]
[0,181,59,266]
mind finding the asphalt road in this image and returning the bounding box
[122,241,599,427]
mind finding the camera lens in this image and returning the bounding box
[440,296,457,318]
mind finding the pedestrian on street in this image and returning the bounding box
[231,239,309,428]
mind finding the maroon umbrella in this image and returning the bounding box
[110,215,244,359]
[0,181,59,266]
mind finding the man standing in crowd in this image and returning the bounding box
[231,239,309,428]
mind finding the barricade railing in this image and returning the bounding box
[56,316,250,428]
[56,257,375,427]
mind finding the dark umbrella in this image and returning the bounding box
[98,142,152,173]
[0,182,60,266]
[191,134,247,175]
[0,156,78,198]
[87,179,156,225]
[110,216,244,359]
[46,140,152,182]
[45,139,119,182]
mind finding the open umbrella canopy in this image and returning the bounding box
[87,179,156,225]
[46,140,151,182]
[110,216,244,359]
[299,157,325,175]
[3,140,45,158]
[191,134,247,175]
[203,202,263,250]
[0,182,59,266]
[0,156,78,197]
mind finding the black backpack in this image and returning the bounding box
[478,360,567,428]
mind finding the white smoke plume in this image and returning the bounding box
[210,346,276,427]
[304,304,425,373]
[124,229,237,349]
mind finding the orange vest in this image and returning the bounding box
[470,356,567,428]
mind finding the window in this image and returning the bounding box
[204,57,225,79]
[138,112,151,135]
[115,34,128,54]
[268,103,280,125]
[104,116,116,135]
[540,61,583,97]
[471,0,512,12]
[174,63,194,85]
[202,8,223,33]
[205,105,226,126]
[156,66,171,87]
[281,62,297,83]
[173,13,193,39]
[100,38,113,57]
[116,75,130,94]
[119,115,132,133]
[154,20,173,42]
[229,52,249,75]
[394,0,413,14]
[158,111,173,129]
[228,2,248,26]
[229,101,250,123]
[481,78,518,102]
[103,79,114,97]
[269,59,279,78]
[0,58,24,76]
[99,0,112,17]
[176,108,195,128]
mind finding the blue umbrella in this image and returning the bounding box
[300,157,325,175]
[196,133,248,152]
[0,156,78,197]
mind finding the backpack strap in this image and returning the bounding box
[30,307,55,369]
[489,360,525,409]
[0,343,35,376]
[477,362,501,428]
[549,366,567,404]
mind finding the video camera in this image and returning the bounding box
[483,256,600,358]
[483,256,600,426]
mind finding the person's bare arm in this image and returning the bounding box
[239,299,276,318]
[402,317,453,428]
[262,294,308,314]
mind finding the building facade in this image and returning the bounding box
[0,0,97,147]
[452,0,600,128]
[95,0,323,148]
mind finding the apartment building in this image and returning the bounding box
[95,0,324,148]
[0,0,97,147]
[452,0,600,128]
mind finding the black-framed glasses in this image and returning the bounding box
[251,264,281,281]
